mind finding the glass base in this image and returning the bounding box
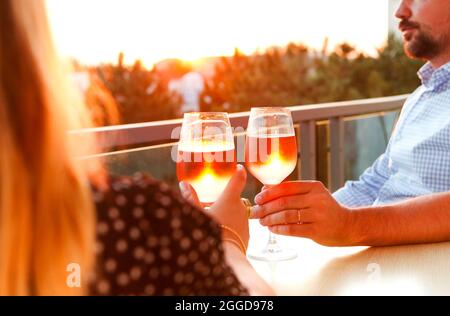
[248,239,297,262]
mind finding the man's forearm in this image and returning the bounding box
[349,191,450,246]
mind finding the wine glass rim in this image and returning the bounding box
[184,111,229,116]
[250,107,291,113]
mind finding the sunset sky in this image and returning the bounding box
[46,0,391,68]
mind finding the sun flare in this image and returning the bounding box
[46,0,388,68]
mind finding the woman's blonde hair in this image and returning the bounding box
[0,0,101,295]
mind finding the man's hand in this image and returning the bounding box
[251,181,355,246]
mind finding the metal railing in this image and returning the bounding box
[73,95,408,191]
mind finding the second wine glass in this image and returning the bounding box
[245,107,298,261]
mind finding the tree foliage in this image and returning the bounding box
[84,35,423,126]
[200,35,423,112]
[94,53,183,124]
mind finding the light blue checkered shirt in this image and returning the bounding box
[333,61,450,207]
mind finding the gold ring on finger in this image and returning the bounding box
[241,198,252,219]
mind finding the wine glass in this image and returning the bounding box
[245,107,298,261]
[177,112,236,207]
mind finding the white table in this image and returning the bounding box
[248,220,450,295]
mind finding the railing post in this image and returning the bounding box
[330,117,345,192]
[299,120,316,180]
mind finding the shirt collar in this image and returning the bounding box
[418,61,450,89]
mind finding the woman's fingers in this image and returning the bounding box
[211,164,248,224]
[210,164,250,246]
[250,194,312,219]
[219,164,247,201]
[269,223,314,238]
[179,181,201,208]
[180,164,247,210]
[259,208,315,226]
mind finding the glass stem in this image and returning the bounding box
[268,231,277,244]
[266,231,281,254]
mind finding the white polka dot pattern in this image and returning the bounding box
[90,173,248,296]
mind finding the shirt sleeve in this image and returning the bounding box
[333,153,391,207]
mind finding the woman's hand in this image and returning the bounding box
[179,164,249,248]
[180,166,275,295]
[251,181,354,247]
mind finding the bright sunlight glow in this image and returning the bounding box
[46,0,389,68]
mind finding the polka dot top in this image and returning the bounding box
[89,173,249,296]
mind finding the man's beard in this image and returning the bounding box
[405,31,443,60]
[400,20,449,60]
